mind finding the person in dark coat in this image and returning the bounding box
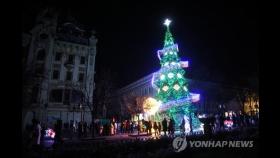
[153,122,158,137]
[83,122,88,137]
[168,119,175,137]
[162,118,168,136]
[78,121,83,138]
[158,122,162,136]
[54,119,62,144]
[180,118,185,135]
[219,114,225,131]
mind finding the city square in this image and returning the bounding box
[22,1,258,158]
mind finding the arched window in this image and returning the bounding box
[37,49,46,61]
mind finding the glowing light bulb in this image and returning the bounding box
[177,73,182,78]
[160,74,165,80]
[162,86,169,91]
[173,84,180,90]
[183,86,187,91]
[169,52,173,55]
[171,62,176,66]
[168,73,174,78]
[164,62,169,66]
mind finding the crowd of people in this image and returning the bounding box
[23,127,259,158]
[200,111,259,136]
[22,110,259,152]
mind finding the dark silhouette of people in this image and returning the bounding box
[147,121,152,135]
[180,118,185,135]
[153,122,158,137]
[83,122,88,137]
[219,114,225,130]
[232,113,237,128]
[54,119,62,144]
[78,121,83,138]
[158,122,162,136]
[162,118,168,136]
[126,120,130,133]
[168,119,175,137]
[143,120,149,134]
[120,121,124,134]
[130,122,134,133]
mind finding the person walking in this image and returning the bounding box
[168,119,175,137]
[83,122,88,137]
[36,120,42,146]
[148,121,153,135]
[162,118,168,136]
[78,121,82,138]
[153,122,158,137]
[158,122,162,136]
[130,122,134,134]
[180,118,185,136]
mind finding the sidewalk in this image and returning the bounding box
[63,132,153,143]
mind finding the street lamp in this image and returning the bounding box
[79,103,84,123]
[72,106,76,122]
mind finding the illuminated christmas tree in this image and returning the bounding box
[154,19,190,103]
[153,19,202,132]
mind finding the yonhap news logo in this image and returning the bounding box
[172,137,254,152]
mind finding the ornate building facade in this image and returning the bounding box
[22,8,97,129]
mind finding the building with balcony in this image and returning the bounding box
[22,8,97,129]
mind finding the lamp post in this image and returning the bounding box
[72,107,76,122]
[80,104,82,122]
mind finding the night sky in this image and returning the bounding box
[23,1,258,89]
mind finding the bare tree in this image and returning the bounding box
[236,88,253,114]
[121,93,146,118]
[93,69,116,119]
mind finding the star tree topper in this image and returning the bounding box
[164,19,171,27]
